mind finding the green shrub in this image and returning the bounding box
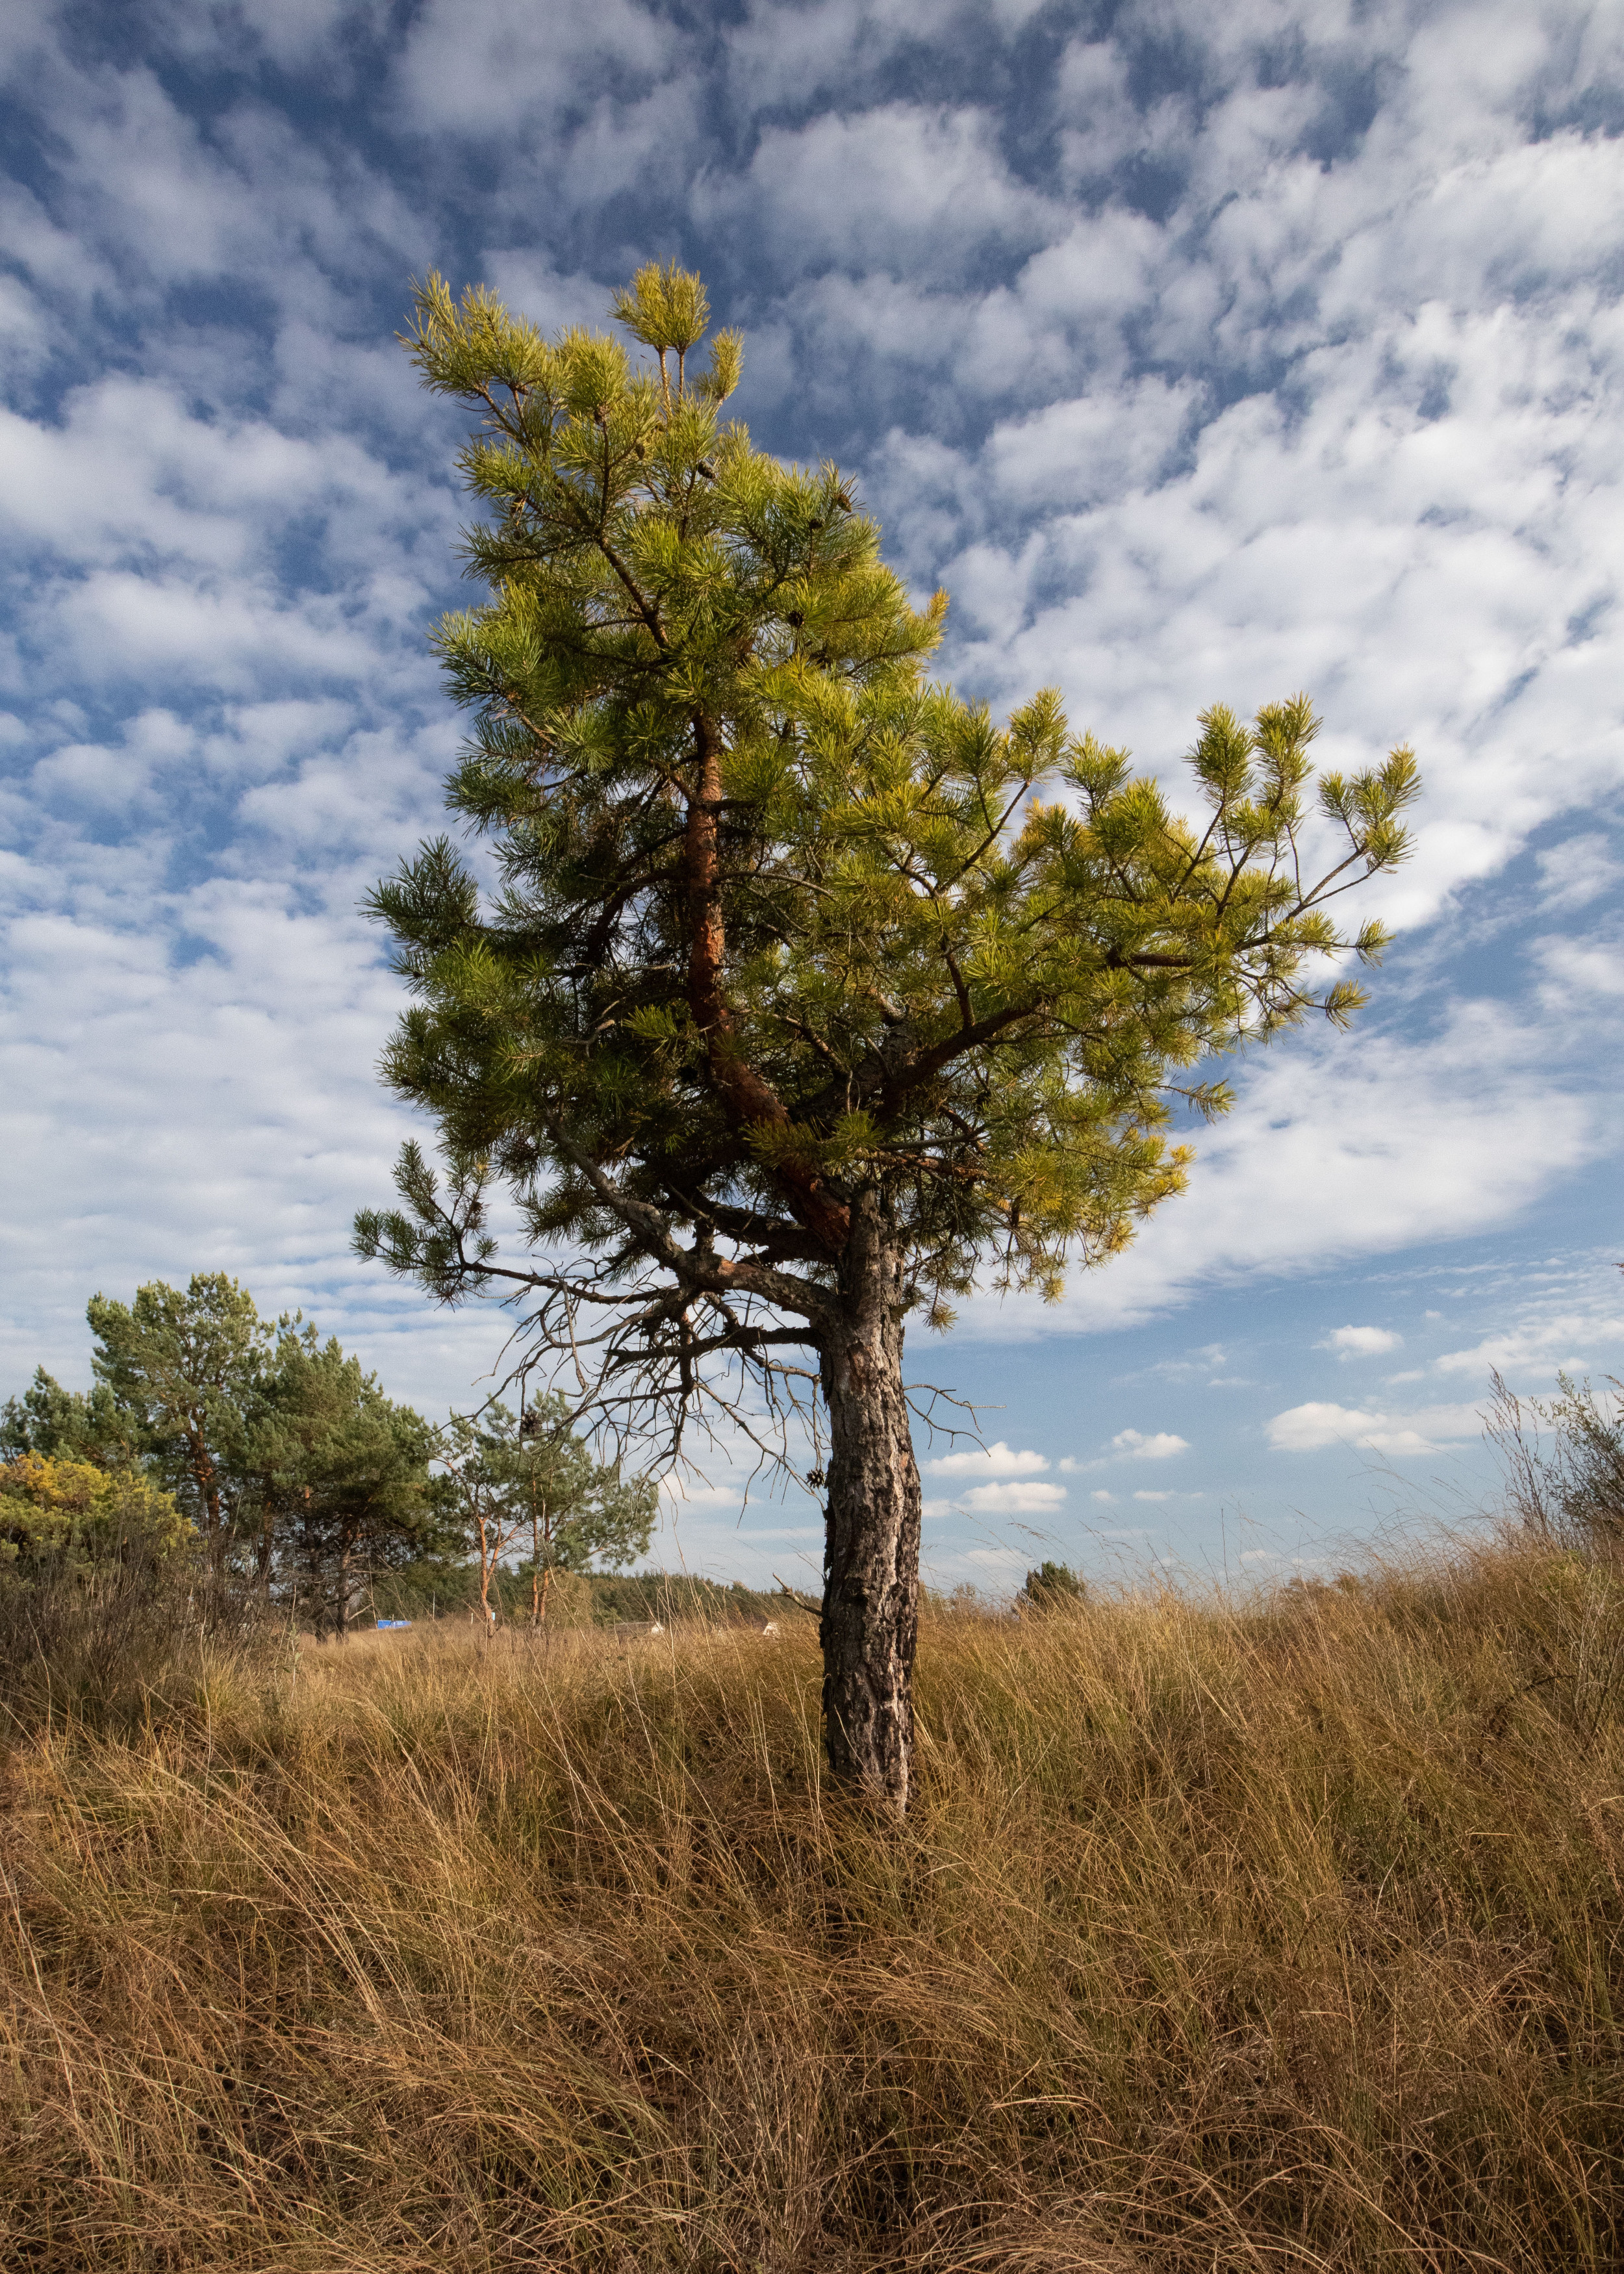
[1018,1557,1085,1609]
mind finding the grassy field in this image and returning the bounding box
[4,1539,1624,2271]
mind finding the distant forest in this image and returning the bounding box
[0,1271,789,1633]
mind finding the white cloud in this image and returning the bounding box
[0,377,394,555]
[1267,1402,1387,1453]
[704,103,1058,279]
[212,1,392,75]
[1319,1325,1403,1358]
[985,376,1198,511]
[941,1544,1030,1587]
[1265,1399,1486,1455]
[960,1481,1069,1513]
[1434,1306,1624,1379]
[392,0,679,133]
[924,1438,1050,1477]
[657,1477,744,1509]
[1537,834,1621,913]
[479,252,618,339]
[1533,935,1624,1006]
[1111,1428,1189,1460]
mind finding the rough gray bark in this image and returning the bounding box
[819,1189,922,1815]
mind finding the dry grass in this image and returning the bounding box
[4,1539,1624,2270]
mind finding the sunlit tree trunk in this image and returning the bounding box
[531,1494,555,1628]
[477,1497,497,1633]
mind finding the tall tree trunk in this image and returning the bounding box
[188,1418,225,1572]
[257,1482,277,1599]
[478,1510,495,1631]
[337,1524,353,1641]
[819,1188,921,1816]
[532,1493,553,1629]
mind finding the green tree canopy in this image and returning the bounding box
[357,262,1418,1809]
[6,1283,459,1626]
[513,1390,659,1578]
[87,1274,271,1570]
[251,1321,447,1633]
[1020,1560,1086,1611]
[440,1394,655,1626]
[1,1368,136,1469]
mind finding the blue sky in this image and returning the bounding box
[2,0,1621,1596]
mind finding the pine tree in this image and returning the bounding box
[438,1405,526,1629]
[1,1368,136,1469]
[86,1276,271,1573]
[513,1391,656,1623]
[438,1396,652,1628]
[1020,1560,1085,1611]
[356,263,1419,1813]
[251,1322,444,1633]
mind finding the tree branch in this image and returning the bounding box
[548,1123,835,1326]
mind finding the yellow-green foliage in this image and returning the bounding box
[0,1452,190,1576]
[4,1540,1621,2270]
[360,271,1417,1332]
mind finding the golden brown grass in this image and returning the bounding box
[4,1539,1624,2270]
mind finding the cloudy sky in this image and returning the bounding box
[3,0,1621,1592]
